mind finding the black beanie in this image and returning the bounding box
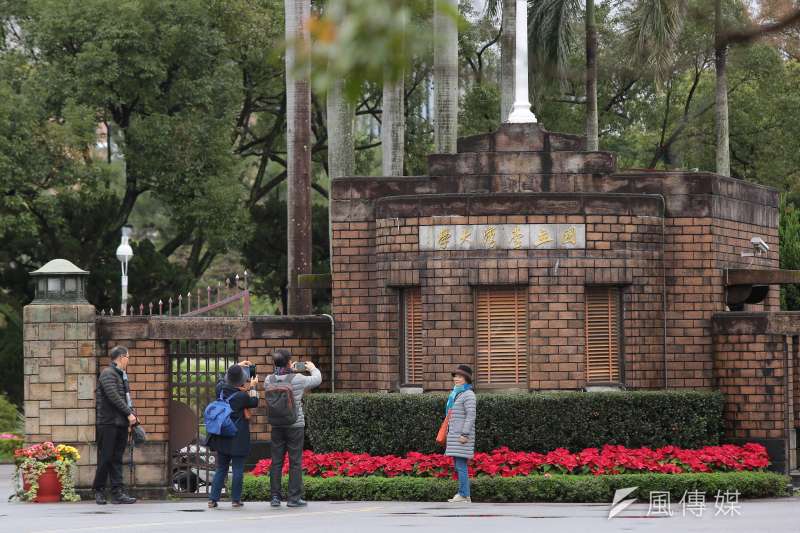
[225,364,247,387]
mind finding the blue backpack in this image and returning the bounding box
[204,391,238,437]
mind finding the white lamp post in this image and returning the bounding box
[505,0,538,123]
[116,225,133,316]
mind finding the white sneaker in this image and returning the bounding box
[447,494,471,503]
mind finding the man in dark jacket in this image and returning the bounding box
[92,345,137,505]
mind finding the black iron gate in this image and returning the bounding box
[168,339,238,497]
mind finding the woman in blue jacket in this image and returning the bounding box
[207,362,259,508]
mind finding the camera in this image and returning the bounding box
[248,364,256,378]
[293,361,307,372]
[750,237,769,254]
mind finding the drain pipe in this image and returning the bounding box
[657,194,668,389]
[321,313,335,393]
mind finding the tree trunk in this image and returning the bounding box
[500,0,516,122]
[714,0,730,176]
[285,0,312,314]
[434,0,458,154]
[585,0,599,150]
[381,73,405,176]
[327,79,355,179]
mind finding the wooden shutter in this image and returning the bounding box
[403,288,423,385]
[475,287,527,385]
[585,286,621,383]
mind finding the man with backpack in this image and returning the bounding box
[265,349,321,508]
[205,362,259,509]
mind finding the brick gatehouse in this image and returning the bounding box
[330,123,798,474]
[22,123,800,497]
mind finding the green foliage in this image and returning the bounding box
[0,307,23,405]
[304,391,725,456]
[302,0,460,98]
[0,393,20,433]
[459,84,501,137]
[780,193,800,310]
[241,471,789,502]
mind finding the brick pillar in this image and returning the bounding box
[23,303,97,488]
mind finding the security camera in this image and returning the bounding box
[751,237,769,253]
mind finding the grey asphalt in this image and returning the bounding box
[2,465,798,533]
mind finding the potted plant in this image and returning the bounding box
[13,441,81,502]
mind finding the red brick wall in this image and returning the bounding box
[100,339,169,441]
[713,331,786,441]
[331,221,381,390]
[97,317,331,443]
[363,208,666,392]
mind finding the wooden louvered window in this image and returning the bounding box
[585,286,622,383]
[475,286,527,387]
[402,288,423,385]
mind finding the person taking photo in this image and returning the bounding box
[207,361,259,508]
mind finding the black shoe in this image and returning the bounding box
[111,492,137,504]
[95,491,107,505]
[270,497,281,508]
[232,501,244,508]
[286,499,307,508]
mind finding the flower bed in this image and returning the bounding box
[251,443,770,479]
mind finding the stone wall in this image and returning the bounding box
[22,303,98,489]
[22,310,331,497]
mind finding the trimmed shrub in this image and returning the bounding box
[304,390,725,455]
[241,471,789,502]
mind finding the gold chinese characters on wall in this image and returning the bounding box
[419,224,586,251]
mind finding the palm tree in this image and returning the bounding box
[285,0,312,314]
[528,0,685,149]
[434,0,458,154]
[327,79,355,179]
[382,74,405,175]
[584,0,598,150]
[714,0,730,176]
[500,0,516,120]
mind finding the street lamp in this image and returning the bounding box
[116,225,133,316]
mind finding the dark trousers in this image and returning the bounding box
[92,424,128,493]
[209,453,245,503]
[270,426,304,501]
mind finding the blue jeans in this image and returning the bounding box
[209,453,245,503]
[453,456,470,497]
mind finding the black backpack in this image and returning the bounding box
[265,374,298,426]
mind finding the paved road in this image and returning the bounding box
[3,466,798,533]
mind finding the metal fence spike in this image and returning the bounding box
[149,302,153,315]
[100,309,106,316]
[109,308,114,316]
[159,300,163,316]
[139,303,144,315]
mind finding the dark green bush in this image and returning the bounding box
[0,394,20,433]
[241,471,789,502]
[304,390,725,455]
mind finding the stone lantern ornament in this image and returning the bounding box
[29,259,89,304]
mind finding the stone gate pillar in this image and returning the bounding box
[24,259,97,489]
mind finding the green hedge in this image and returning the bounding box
[304,391,724,455]
[242,471,789,503]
